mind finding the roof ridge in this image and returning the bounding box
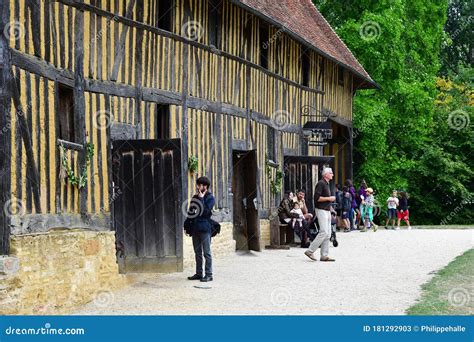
[235,0,377,88]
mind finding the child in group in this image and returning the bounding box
[385,190,399,229]
[290,200,305,230]
[341,186,352,233]
[397,191,412,230]
[360,187,378,232]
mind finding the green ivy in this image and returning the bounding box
[265,154,283,196]
[188,155,198,173]
[60,143,94,189]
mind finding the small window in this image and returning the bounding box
[301,50,310,87]
[338,65,344,86]
[58,84,75,142]
[259,24,269,69]
[156,104,170,139]
[158,0,173,31]
[208,0,220,48]
[267,127,276,162]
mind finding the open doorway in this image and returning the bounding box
[232,150,260,251]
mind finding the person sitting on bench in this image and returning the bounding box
[278,191,300,225]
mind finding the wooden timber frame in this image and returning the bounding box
[0,0,12,254]
[1,0,368,253]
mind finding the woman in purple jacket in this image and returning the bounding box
[344,179,357,230]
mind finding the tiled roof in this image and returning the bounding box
[235,0,377,88]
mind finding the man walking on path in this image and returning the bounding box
[305,167,336,262]
[187,176,216,282]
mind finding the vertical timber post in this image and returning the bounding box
[73,1,88,216]
[0,0,12,254]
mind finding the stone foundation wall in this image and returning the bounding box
[183,222,235,269]
[183,220,271,270]
[0,230,126,315]
[260,219,270,248]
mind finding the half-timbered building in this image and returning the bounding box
[0,0,376,313]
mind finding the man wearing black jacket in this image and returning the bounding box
[187,176,216,282]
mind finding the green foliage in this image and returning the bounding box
[60,143,95,189]
[265,154,284,195]
[313,0,473,224]
[188,155,199,173]
[439,0,474,75]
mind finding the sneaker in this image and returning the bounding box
[304,250,317,261]
[360,228,367,232]
[344,228,351,233]
[373,225,378,232]
[395,227,400,230]
[408,226,412,230]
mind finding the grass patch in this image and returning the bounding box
[412,225,474,230]
[407,248,474,315]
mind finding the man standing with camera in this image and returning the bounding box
[186,176,216,282]
[304,167,336,262]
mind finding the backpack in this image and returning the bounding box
[342,194,351,211]
[210,219,221,237]
[335,190,343,209]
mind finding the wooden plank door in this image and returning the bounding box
[112,139,182,273]
[232,150,261,251]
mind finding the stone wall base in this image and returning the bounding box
[0,230,126,315]
[1,219,272,314]
[183,220,270,270]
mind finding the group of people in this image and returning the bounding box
[278,189,314,248]
[185,169,413,279]
[276,167,413,262]
[334,180,412,232]
[277,167,337,261]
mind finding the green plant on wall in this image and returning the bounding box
[265,154,283,196]
[188,155,198,174]
[60,143,95,189]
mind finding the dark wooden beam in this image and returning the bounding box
[10,50,303,134]
[110,0,136,81]
[73,1,88,216]
[0,0,12,254]
[245,65,252,149]
[10,72,42,215]
[180,43,189,211]
[27,0,42,57]
[10,49,75,86]
[56,0,325,95]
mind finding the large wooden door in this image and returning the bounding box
[112,139,182,273]
[284,156,335,214]
[232,150,260,251]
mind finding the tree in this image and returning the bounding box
[312,0,474,224]
[440,0,474,75]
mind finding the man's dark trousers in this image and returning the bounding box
[192,231,212,277]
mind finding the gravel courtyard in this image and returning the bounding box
[75,229,473,315]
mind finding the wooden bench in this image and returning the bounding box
[265,217,291,250]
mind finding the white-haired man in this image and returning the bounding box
[305,167,336,262]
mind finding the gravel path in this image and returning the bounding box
[75,229,473,315]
